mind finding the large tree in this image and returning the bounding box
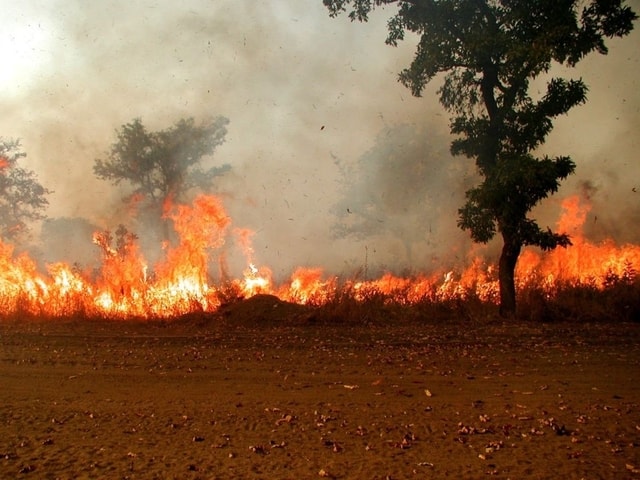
[94,116,230,208]
[0,139,51,241]
[323,0,637,316]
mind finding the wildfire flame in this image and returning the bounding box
[0,194,637,319]
[0,157,11,171]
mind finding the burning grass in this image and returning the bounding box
[308,267,640,324]
[0,194,638,322]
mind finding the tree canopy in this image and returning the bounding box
[94,116,231,206]
[323,0,637,315]
[0,139,51,241]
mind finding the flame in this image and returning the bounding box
[515,196,640,292]
[0,193,637,319]
[281,267,335,305]
[240,263,272,297]
[0,157,10,171]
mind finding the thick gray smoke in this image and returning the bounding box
[1,0,638,281]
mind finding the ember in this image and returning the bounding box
[0,194,637,320]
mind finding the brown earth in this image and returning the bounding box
[1,297,639,479]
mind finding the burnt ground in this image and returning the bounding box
[0,298,639,479]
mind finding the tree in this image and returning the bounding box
[94,116,231,208]
[94,116,231,247]
[0,139,51,241]
[323,0,637,316]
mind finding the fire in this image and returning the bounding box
[0,156,10,171]
[241,263,272,297]
[516,197,640,292]
[0,193,637,319]
[234,227,273,297]
[281,267,335,305]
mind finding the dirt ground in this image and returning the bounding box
[1,301,639,479]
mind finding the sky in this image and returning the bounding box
[0,0,638,280]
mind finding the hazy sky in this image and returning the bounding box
[1,1,638,278]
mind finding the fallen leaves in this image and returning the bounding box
[394,432,415,449]
[457,422,492,436]
[249,440,287,454]
[18,464,36,474]
[627,464,640,474]
[485,440,504,453]
[321,438,343,453]
[275,413,295,426]
[248,444,267,454]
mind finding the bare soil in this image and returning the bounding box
[1,300,639,479]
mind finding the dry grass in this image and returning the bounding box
[1,268,638,324]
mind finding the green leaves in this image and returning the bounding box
[324,0,636,313]
[458,153,575,246]
[538,78,588,118]
[94,117,230,203]
[0,139,51,240]
[323,0,377,21]
[457,187,496,243]
[439,69,482,114]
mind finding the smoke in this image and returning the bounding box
[329,123,478,276]
[0,0,638,280]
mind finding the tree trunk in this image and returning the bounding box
[498,234,521,318]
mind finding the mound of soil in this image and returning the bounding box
[215,293,314,325]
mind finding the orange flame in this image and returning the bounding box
[0,193,636,319]
[515,196,640,291]
[0,157,10,171]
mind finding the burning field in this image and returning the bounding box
[0,192,638,321]
[0,156,639,480]
[0,192,639,478]
[1,1,640,478]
